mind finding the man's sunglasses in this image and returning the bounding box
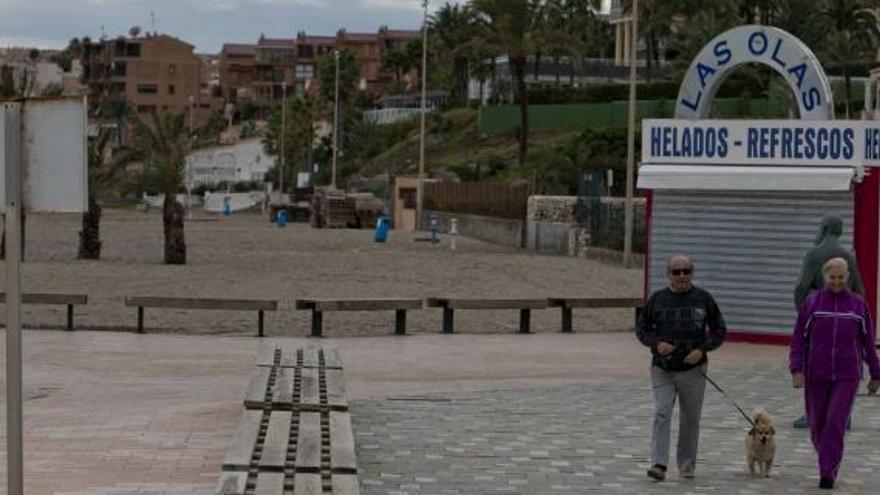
[670,268,693,276]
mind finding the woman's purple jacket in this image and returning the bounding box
[790,287,880,382]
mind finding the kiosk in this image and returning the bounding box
[639,26,880,344]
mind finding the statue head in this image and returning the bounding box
[815,215,843,244]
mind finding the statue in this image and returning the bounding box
[793,215,864,308]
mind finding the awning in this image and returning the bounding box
[637,165,855,191]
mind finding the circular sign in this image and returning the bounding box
[675,25,833,120]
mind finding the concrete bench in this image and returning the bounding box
[548,297,644,333]
[0,292,88,330]
[295,298,424,337]
[217,345,360,495]
[124,297,278,337]
[425,298,550,334]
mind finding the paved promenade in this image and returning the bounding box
[0,330,877,494]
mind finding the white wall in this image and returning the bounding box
[185,138,275,185]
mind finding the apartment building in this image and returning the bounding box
[218,26,420,111]
[218,43,258,103]
[82,33,221,136]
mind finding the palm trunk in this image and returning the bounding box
[77,198,102,259]
[512,55,529,166]
[844,68,851,119]
[163,196,186,264]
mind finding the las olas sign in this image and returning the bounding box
[644,25,880,167]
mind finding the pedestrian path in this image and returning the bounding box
[352,361,880,495]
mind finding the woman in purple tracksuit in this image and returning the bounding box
[790,257,880,490]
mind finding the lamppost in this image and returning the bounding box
[280,71,286,197]
[623,0,638,267]
[416,0,428,230]
[331,49,340,190]
[187,95,194,219]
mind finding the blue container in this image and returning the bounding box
[374,216,389,243]
[277,210,288,228]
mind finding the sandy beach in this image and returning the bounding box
[0,209,642,336]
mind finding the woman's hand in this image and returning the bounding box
[868,379,880,395]
[792,373,805,389]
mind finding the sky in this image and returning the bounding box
[0,0,465,54]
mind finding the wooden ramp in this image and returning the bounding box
[217,345,360,495]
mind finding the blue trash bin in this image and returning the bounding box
[277,210,288,228]
[374,215,389,243]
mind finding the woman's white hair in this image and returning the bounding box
[822,257,849,274]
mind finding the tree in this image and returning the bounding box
[472,0,541,166]
[263,94,320,190]
[0,64,34,98]
[51,38,83,72]
[133,113,190,264]
[78,130,137,259]
[382,48,412,85]
[813,0,880,118]
[317,49,361,165]
[430,2,479,105]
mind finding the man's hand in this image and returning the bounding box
[683,348,704,365]
[792,373,805,389]
[656,341,675,356]
[868,379,880,395]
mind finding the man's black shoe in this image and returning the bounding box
[647,464,667,481]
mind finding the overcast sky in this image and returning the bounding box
[0,0,467,54]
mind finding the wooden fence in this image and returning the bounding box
[424,182,532,220]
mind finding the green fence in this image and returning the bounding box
[478,98,789,135]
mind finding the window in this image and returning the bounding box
[125,43,141,57]
[168,64,176,75]
[296,64,314,79]
[168,84,175,95]
[399,188,416,209]
[136,105,156,114]
[298,45,314,58]
[137,84,158,94]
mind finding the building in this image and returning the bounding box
[81,33,222,142]
[217,26,421,112]
[218,43,258,104]
[185,138,275,186]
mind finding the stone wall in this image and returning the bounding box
[527,196,647,257]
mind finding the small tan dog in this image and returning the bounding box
[745,410,776,477]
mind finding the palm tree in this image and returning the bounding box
[813,0,880,118]
[78,129,137,259]
[133,112,190,264]
[263,94,320,189]
[431,2,480,106]
[382,48,412,85]
[472,0,541,166]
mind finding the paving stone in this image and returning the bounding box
[352,361,880,494]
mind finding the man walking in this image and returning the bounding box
[638,255,727,481]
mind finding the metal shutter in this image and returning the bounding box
[649,190,854,335]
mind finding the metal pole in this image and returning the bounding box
[417,0,428,231]
[331,50,340,190]
[187,96,194,219]
[4,101,24,495]
[623,0,638,267]
[280,78,286,196]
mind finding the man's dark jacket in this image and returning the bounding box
[637,286,727,371]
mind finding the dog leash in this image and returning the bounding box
[698,368,756,428]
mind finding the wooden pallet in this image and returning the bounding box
[217,346,359,495]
